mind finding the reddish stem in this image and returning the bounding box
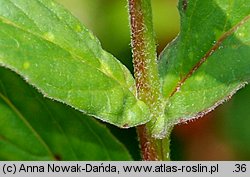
[128,0,170,161]
[137,125,158,160]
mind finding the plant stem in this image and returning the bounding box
[137,125,171,160]
[128,0,171,160]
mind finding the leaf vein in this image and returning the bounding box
[0,15,129,92]
[0,90,54,158]
[170,14,250,97]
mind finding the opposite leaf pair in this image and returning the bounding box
[0,0,250,140]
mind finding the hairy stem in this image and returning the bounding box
[128,0,170,160]
[137,125,171,160]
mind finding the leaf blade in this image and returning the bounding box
[0,0,150,128]
[158,0,250,136]
[0,67,132,160]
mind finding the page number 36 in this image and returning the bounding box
[234,164,247,173]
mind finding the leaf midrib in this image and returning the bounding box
[7,0,129,89]
[169,14,250,98]
[0,15,131,93]
[168,82,247,122]
[10,0,133,89]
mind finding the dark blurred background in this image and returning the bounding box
[57,0,250,160]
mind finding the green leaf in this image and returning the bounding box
[0,0,150,128]
[0,67,132,160]
[158,0,250,136]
